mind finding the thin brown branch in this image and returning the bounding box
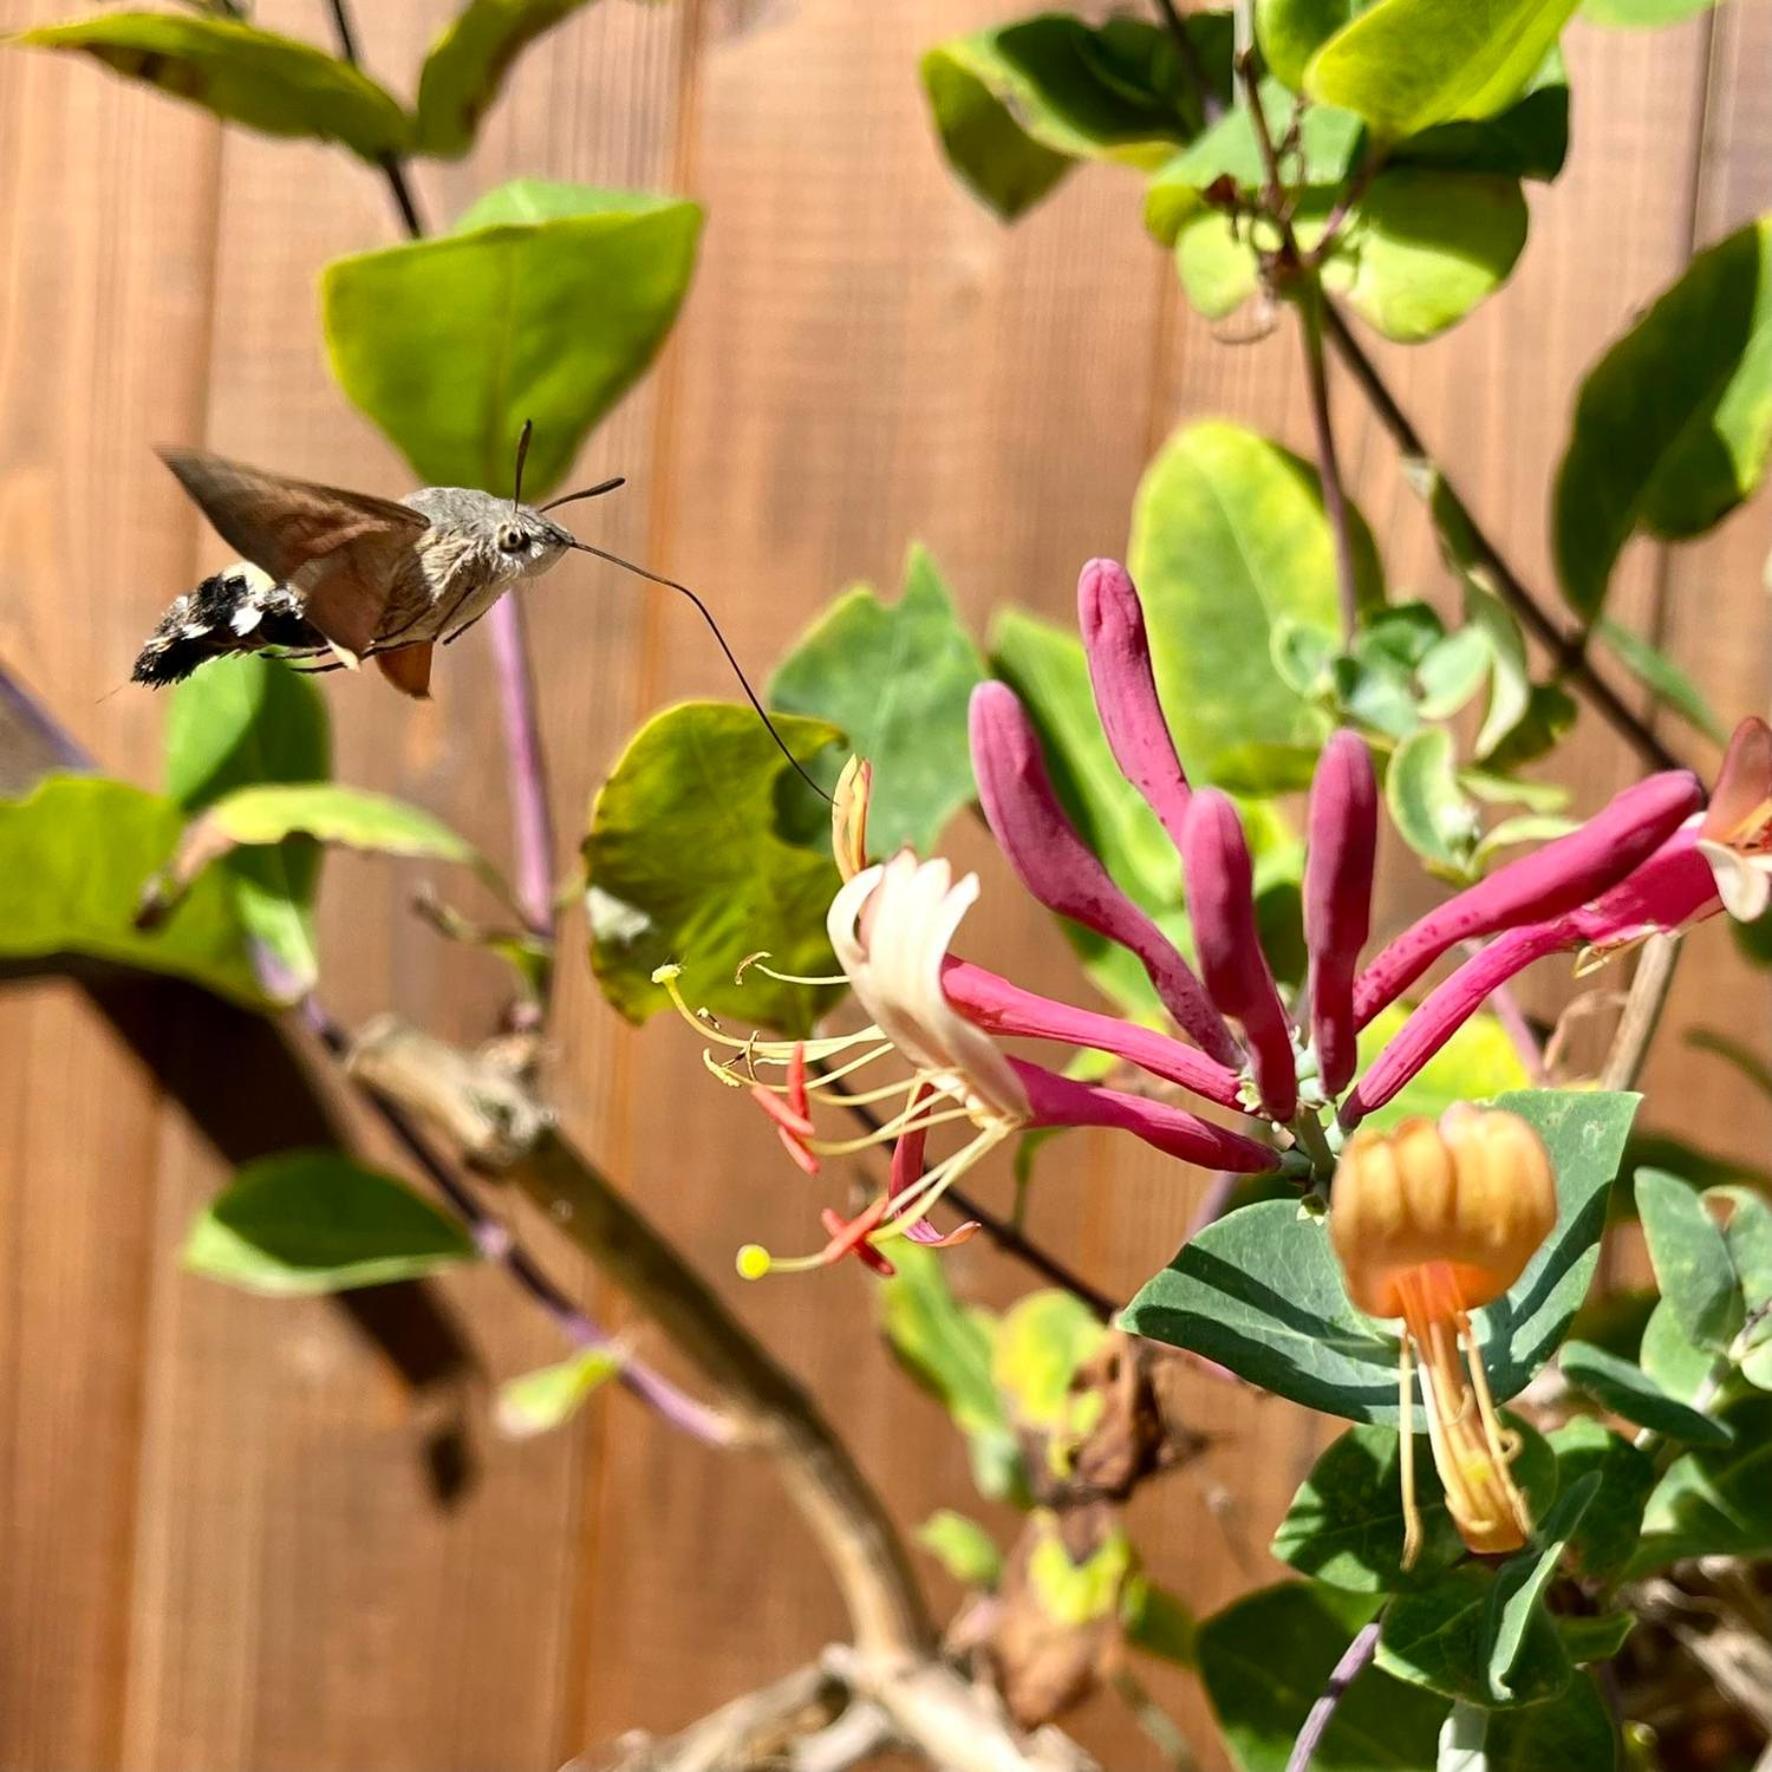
[1152,0,1225,127]
[1600,932,1680,1093]
[324,0,428,237]
[1318,302,1686,776]
[1298,280,1360,648]
[347,1018,937,1662]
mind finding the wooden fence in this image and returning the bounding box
[0,0,1767,1764]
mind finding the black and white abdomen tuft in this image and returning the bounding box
[132,563,327,686]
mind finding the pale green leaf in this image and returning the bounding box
[1386,727,1481,876]
[1593,617,1726,743]
[583,701,843,1037]
[416,0,600,158]
[1354,1006,1531,1133]
[1306,0,1580,141]
[1128,420,1381,779]
[1636,1167,1744,1351]
[916,1509,1004,1589]
[494,1346,622,1438]
[324,183,701,497]
[13,13,412,162]
[1559,1341,1732,1444]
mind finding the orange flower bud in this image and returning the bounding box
[1332,1106,1556,1319]
[1330,1106,1557,1566]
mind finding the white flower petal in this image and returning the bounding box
[1698,838,1772,922]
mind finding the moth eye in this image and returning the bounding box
[497,525,527,554]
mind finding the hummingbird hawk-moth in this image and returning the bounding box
[131,425,832,798]
[133,424,623,700]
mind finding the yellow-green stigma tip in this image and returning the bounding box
[736,1243,772,1281]
[650,962,682,984]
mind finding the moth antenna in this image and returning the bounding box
[540,477,625,513]
[565,539,834,806]
[512,419,535,512]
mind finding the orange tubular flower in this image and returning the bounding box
[1331,1106,1557,1565]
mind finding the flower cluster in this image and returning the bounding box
[666,556,1770,1283]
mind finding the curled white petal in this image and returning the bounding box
[1698,838,1772,922]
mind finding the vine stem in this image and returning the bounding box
[1317,302,1686,776]
[1284,1619,1380,1772]
[323,0,557,951]
[1299,278,1361,648]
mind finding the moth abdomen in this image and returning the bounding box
[132,565,325,686]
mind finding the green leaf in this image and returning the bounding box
[1198,1583,1447,1771]
[1027,1516,1136,1624]
[1121,1576,1197,1665]
[1437,1676,1618,1769]
[1555,218,1772,616]
[1557,1614,1634,1665]
[877,1244,1023,1503]
[1379,1562,1568,1708]
[583,702,843,1037]
[1593,618,1726,743]
[1546,1417,1656,1584]
[1128,420,1381,780]
[1355,1007,1531,1133]
[921,15,1226,220]
[0,776,270,1008]
[493,1346,622,1438]
[1322,170,1529,344]
[165,655,330,990]
[1482,1474,1598,1702]
[1636,1168,1744,1351]
[769,546,985,854]
[916,1509,1004,1589]
[1172,209,1264,318]
[415,0,600,158]
[1306,0,1580,141]
[1417,627,1494,720]
[145,781,504,931]
[1121,1092,1638,1421]
[992,1290,1110,1431]
[1582,0,1717,23]
[1257,0,1357,91]
[13,14,412,162]
[1714,1184,1772,1308]
[1389,48,1569,183]
[323,184,701,498]
[1271,1421,1466,1590]
[1558,1340,1732,1444]
[1386,727,1482,876]
[1632,1393,1772,1569]
[184,1151,477,1296]
[1638,1295,1719,1405]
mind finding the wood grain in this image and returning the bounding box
[0,1,1765,1768]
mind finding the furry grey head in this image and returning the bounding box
[402,486,576,586]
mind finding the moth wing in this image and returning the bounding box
[375,643,434,700]
[158,447,428,659]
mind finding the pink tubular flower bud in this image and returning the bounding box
[1305,731,1378,1096]
[1341,923,1569,1129]
[1180,790,1298,1121]
[1077,559,1192,848]
[969,681,1240,1065]
[1353,770,1703,1027]
[1013,1059,1276,1172]
[940,958,1248,1111]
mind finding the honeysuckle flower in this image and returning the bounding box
[662,840,1274,1278]
[1331,1107,1556,1563]
[672,552,1761,1286]
[1342,715,1772,1129]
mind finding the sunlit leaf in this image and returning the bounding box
[916,1509,1004,1589]
[416,0,600,158]
[13,13,412,162]
[324,182,701,497]
[1558,1341,1732,1444]
[1386,727,1481,876]
[1547,1417,1656,1584]
[583,701,843,1037]
[1636,1167,1744,1351]
[1306,0,1580,141]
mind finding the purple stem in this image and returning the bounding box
[488,597,558,943]
[301,996,732,1445]
[1285,1621,1380,1772]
